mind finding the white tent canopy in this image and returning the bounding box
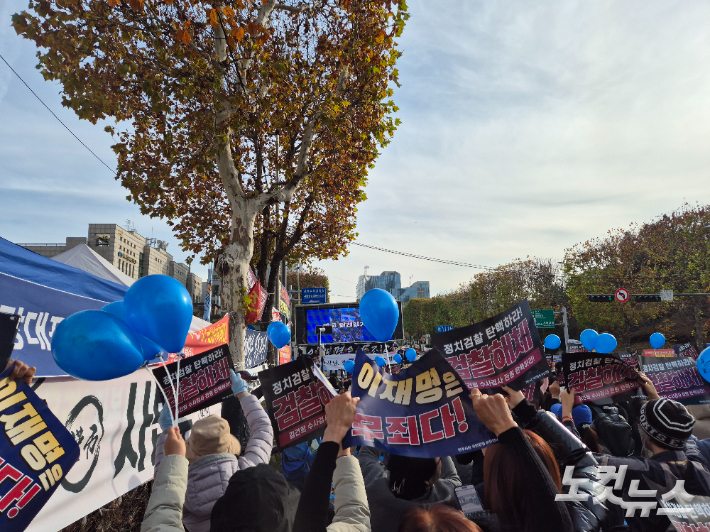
[52,244,210,332]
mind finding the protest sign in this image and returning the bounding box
[659,494,710,532]
[638,355,710,405]
[431,300,549,393]
[244,329,269,369]
[25,372,219,532]
[0,365,80,532]
[618,352,641,371]
[562,353,641,404]
[323,351,399,371]
[343,348,497,458]
[259,359,335,449]
[152,345,233,418]
[168,316,267,369]
[298,341,397,358]
[643,349,676,358]
[279,345,292,366]
[674,343,700,360]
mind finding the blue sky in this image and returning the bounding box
[2,1,710,302]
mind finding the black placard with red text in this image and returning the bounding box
[431,299,550,393]
[259,359,335,450]
[562,353,641,404]
[342,348,497,458]
[638,355,710,406]
[152,344,234,418]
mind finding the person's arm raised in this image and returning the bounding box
[293,393,360,532]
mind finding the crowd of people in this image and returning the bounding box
[7,356,710,532]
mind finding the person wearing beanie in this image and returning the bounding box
[550,403,603,453]
[358,445,461,532]
[578,376,710,532]
[153,370,273,532]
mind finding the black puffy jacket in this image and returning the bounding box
[513,400,608,532]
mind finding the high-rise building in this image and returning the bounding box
[356,270,430,304]
[398,281,430,305]
[356,270,402,301]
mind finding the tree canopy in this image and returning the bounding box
[14,0,408,366]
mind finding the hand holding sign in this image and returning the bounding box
[469,389,517,437]
[637,371,661,400]
[323,392,360,454]
[3,358,36,386]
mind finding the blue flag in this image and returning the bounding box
[343,348,496,458]
[0,363,80,531]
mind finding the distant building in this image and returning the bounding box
[186,272,203,304]
[20,223,193,288]
[88,223,148,280]
[356,270,401,301]
[356,270,430,304]
[398,281,430,305]
[169,260,189,286]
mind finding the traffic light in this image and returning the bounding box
[587,294,613,302]
[635,294,661,303]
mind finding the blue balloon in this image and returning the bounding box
[580,329,599,351]
[698,348,710,382]
[544,334,562,350]
[343,360,355,374]
[51,310,144,381]
[393,354,403,364]
[405,348,417,362]
[267,321,291,349]
[649,332,666,349]
[138,335,164,361]
[374,356,387,367]
[595,333,617,354]
[360,289,400,342]
[103,302,163,361]
[123,275,193,353]
[102,301,127,320]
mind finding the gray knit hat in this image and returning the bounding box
[639,398,695,450]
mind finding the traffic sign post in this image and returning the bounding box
[531,309,555,328]
[660,290,674,302]
[301,287,327,304]
[615,288,630,303]
[436,325,454,334]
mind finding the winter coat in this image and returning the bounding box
[358,447,461,532]
[154,393,273,532]
[328,453,372,532]
[141,454,189,532]
[513,401,608,532]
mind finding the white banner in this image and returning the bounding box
[26,369,220,532]
[323,352,398,371]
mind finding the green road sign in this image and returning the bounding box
[532,309,555,328]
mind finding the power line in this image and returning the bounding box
[0,51,117,176]
[351,242,495,270]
